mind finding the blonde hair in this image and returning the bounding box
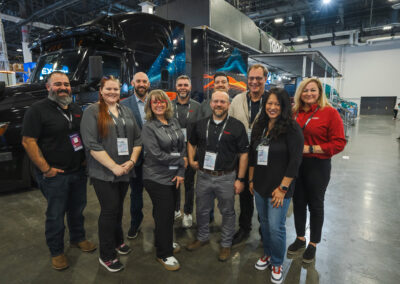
[293,78,331,113]
[145,89,174,121]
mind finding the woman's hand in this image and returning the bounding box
[249,181,254,195]
[271,187,286,208]
[111,164,126,176]
[121,160,135,174]
[172,176,184,189]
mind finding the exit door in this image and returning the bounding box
[360,97,396,115]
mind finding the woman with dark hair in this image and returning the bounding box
[288,78,346,263]
[142,89,186,271]
[249,88,303,284]
[80,76,142,272]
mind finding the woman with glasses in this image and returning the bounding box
[81,76,142,272]
[249,88,303,284]
[287,78,346,263]
[142,89,186,271]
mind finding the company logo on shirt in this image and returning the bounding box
[223,131,231,135]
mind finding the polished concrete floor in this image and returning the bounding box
[1,115,400,284]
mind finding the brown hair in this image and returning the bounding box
[293,77,331,113]
[97,75,120,138]
[248,64,269,77]
[145,89,173,121]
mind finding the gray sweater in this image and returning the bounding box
[142,118,186,186]
[80,103,142,182]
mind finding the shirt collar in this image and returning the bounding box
[135,94,147,104]
[300,103,319,113]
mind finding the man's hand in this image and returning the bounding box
[44,167,64,178]
[189,160,199,170]
[234,180,244,194]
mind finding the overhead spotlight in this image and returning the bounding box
[383,26,392,30]
[323,0,331,4]
[16,48,23,52]
[296,37,305,42]
[193,38,198,43]
[274,18,284,24]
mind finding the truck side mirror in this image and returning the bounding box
[88,56,103,84]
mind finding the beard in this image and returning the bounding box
[212,107,228,119]
[48,89,72,106]
[135,86,148,98]
[177,90,190,100]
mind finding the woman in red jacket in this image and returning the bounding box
[287,78,346,263]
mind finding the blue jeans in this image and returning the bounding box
[254,191,290,266]
[129,165,144,231]
[36,169,87,256]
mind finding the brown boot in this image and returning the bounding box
[71,240,97,252]
[218,247,231,262]
[186,240,209,251]
[52,254,69,270]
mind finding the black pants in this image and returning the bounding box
[394,109,398,119]
[144,179,176,259]
[174,166,195,214]
[92,178,129,261]
[238,171,254,232]
[293,157,331,243]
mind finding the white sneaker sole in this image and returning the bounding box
[99,258,124,272]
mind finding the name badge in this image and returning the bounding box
[247,128,252,142]
[69,133,83,151]
[169,152,180,170]
[117,138,129,156]
[203,151,217,171]
[181,128,187,142]
[257,145,269,166]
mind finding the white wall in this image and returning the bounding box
[301,39,400,106]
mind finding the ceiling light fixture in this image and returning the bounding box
[323,0,331,4]
[383,25,392,30]
[296,37,305,42]
[16,48,22,52]
[274,18,284,24]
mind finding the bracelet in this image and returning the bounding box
[278,186,287,193]
[43,166,52,174]
[129,159,135,165]
[248,179,254,183]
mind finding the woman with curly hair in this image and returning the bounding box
[249,88,303,284]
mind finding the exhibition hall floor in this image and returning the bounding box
[1,115,399,284]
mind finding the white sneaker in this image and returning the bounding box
[182,214,193,228]
[174,210,182,219]
[157,256,180,271]
[255,255,271,270]
[271,265,283,284]
[173,242,181,254]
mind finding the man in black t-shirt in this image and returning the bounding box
[186,91,249,262]
[22,71,96,270]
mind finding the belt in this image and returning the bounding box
[199,168,233,176]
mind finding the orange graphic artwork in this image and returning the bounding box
[203,74,247,91]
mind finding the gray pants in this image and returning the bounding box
[196,170,236,248]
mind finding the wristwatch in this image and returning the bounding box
[280,185,288,192]
[236,177,246,183]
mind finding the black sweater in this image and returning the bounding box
[249,123,304,199]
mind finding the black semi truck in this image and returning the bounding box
[0,12,263,191]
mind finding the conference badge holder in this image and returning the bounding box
[169,152,180,170]
[203,151,217,171]
[69,133,83,152]
[257,145,269,166]
[181,128,187,142]
[117,138,129,156]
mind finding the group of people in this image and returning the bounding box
[22,64,346,283]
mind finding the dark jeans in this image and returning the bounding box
[394,109,398,119]
[36,169,87,257]
[293,157,331,243]
[174,166,195,214]
[92,178,129,261]
[129,165,144,231]
[144,179,176,259]
[238,171,254,232]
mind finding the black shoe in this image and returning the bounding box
[116,243,132,255]
[127,227,140,239]
[302,245,316,263]
[232,229,250,246]
[287,238,306,254]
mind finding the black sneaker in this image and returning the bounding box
[116,243,132,255]
[302,245,316,263]
[287,238,306,254]
[232,229,250,246]
[99,258,124,272]
[127,227,140,239]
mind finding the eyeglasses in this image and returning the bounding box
[248,76,265,82]
[151,100,167,106]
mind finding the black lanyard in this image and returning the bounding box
[163,124,180,151]
[205,116,229,152]
[109,107,127,138]
[259,127,271,146]
[56,106,73,130]
[296,107,320,130]
[248,99,263,126]
[175,102,190,120]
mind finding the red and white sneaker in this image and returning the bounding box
[271,265,283,284]
[254,255,271,270]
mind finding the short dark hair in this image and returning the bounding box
[248,64,269,77]
[176,75,191,84]
[47,71,68,83]
[214,72,229,83]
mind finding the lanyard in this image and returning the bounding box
[162,124,181,152]
[109,107,127,138]
[248,100,263,126]
[175,102,191,120]
[56,106,73,130]
[296,107,320,130]
[259,127,271,146]
[206,116,229,151]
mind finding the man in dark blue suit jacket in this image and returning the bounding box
[121,72,150,239]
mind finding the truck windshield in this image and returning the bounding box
[31,50,81,83]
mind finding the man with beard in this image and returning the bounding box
[121,72,150,239]
[186,91,249,262]
[198,72,230,119]
[229,64,269,246]
[171,75,200,227]
[22,71,96,270]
